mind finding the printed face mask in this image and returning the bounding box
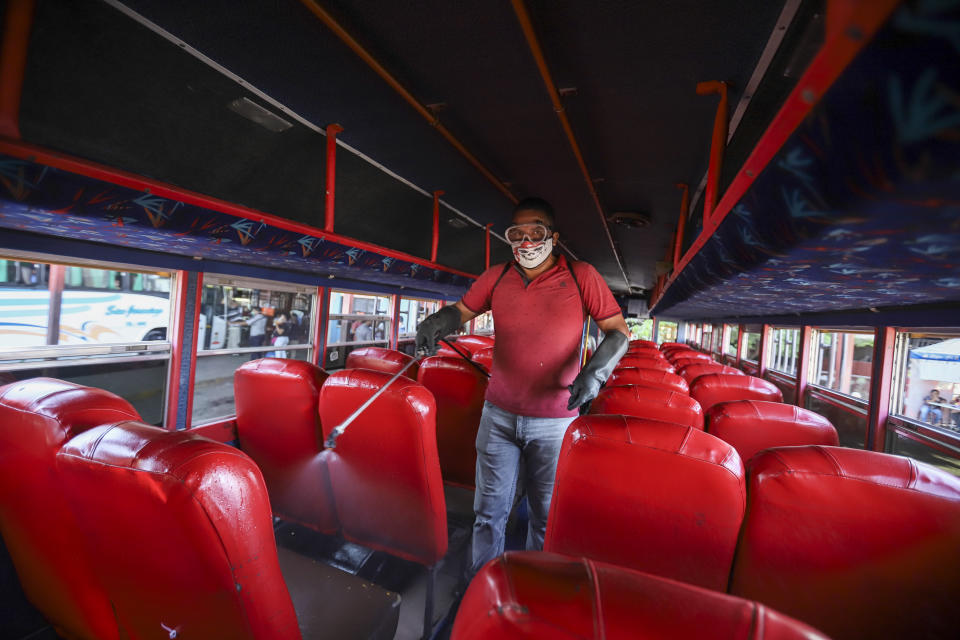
[512,237,554,269]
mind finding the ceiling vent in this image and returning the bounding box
[446,217,469,229]
[228,97,292,132]
[607,211,651,229]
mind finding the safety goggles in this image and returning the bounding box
[505,223,551,244]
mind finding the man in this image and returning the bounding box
[919,388,944,425]
[416,197,628,578]
[245,306,267,359]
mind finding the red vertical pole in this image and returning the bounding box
[485,223,493,270]
[673,183,689,269]
[736,323,745,370]
[182,273,203,430]
[310,286,326,366]
[430,190,444,262]
[795,325,813,408]
[45,264,64,345]
[757,324,772,378]
[696,81,729,221]
[867,326,896,452]
[389,294,400,350]
[0,0,34,139]
[164,271,190,430]
[324,124,343,233]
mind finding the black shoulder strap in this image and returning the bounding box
[489,261,514,297]
[566,260,587,320]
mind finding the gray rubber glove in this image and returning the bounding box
[415,305,463,356]
[567,330,629,411]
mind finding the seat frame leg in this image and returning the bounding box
[422,564,436,640]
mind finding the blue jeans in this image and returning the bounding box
[469,402,575,577]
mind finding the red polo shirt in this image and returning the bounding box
[460,256,621,418]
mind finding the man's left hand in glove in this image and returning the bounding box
[567,330,629,411]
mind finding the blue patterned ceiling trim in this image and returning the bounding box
[0,155,473,298]
[652,2,960,321]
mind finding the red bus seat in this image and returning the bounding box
[690,373,782,413]
[590,385,704,430]
[452,552,828,640]
[706,400,838,463]
[668,352,715,366]
[730,446,960,640]
[417,356,489,488]
[57,422,399,640]
[544,416,745,590]
[346,346,419,379]
[318,369,447,565]
[606,367,689,394]
[456,335,495,351]
[234,359,337,533]
[660,342,689,349]
[0,378,140,640]
[615,354,676,373]
[678,362,745,383]
[472,346,494,372]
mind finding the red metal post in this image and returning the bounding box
[183,272,204,430]
[736,323,745,370]
[757,324,772,378]
[430,190,444,263]
[164,271,190,430]
[673,183,689,269]
[0,0,34,139]
[485,223,493,270]
[324,124,343,233]
[696,81,729,221]
[310,286,326,366]
[866,326,896,452]
[44,264,64,345]
[390,294,400,350]
[795,325,813,408]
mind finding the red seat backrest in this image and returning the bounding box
[318,369,447,565]
[471,346,493,372]
[668,352,714,365]
[730,446,960,640]
[629,339,658,348]
[417,356,489,488]
[590,385,704,430]
[545,415,745,590]
[606,367,689,394]
[660,342,689,349]
[679,362,745,383]
[690,373,782,413]
[452,551,828,640]
[616,354,675,372]
[456,335,494,351]
[706,400,838,463]
[234,359,337,533]
[626,345,662,357]
[345,346,419,379]
[57,422,301,639]
[0,378,141,640]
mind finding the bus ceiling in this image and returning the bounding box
[0,0,957,323]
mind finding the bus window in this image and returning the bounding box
[725,325,740,358]
[769,327,800,377]
[325,290,393,370]
[192,276,317,426]
[657,321,678,344]
[811,330,874,400]
[473,311,494,334]
[398,297,441,341]
[892,332,960,432]
[742,327,762,363]
[700,324,713,351]
[627,318,653,341]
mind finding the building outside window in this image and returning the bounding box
[810,329,874,400]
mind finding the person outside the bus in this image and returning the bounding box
[416,197,629,580]
[919,388,944,425]
[246,306,267,358]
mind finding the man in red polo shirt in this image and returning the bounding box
[416,197,628,577]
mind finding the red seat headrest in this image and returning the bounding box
[690,374,782,412]
[318,369,447,565]
[590,385,704,430]
[706,400,838,462]
[606,367,689,395]
[456,335,495,351]
[234,359,337,533]
[57,422,301,639]
[731,446,960,640]
[678,362,745,383]
[545,416,745,590]
[616,355,675,373]
[345,346,419,379]
[0,378,140,640]
[471,346,494,372]
[452,552,829,640]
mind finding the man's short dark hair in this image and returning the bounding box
[513,197,555,227]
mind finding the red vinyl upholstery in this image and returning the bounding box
[457,335,495,351]
[57,422,302,639]
[730,446,960,640]
[660,342,689,349]
[629,339,658,348]
[318,369,447,565]
[615,354,675,372]
[472,346,494,372]
[606,367,689,394]
[452,552,828,640]
[345,346,419,379]
[706,400,838,463]
[590,385,704,430]
[690,374,783,413]
[234,359,337,533]
[678,362,745,383]
[545,416,745,590]
[0,378,141,640]
[417,356,489,488]
[669,353,715,367]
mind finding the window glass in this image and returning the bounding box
[192,278,316,424]
[657,321,678,344]
[473,311,494,334]
[324,290,392,370]
[770,327,800,376]
[891,332,960,432]
[627,318,653,341]
[811,330,874,399]
[743,331,761,362]
[725,325,740,356]
[701,324,713,350]
[397,297,441,340]
[888,428,960,477]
